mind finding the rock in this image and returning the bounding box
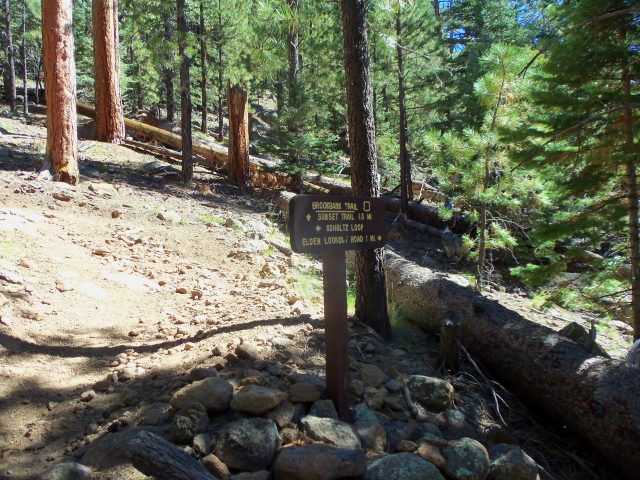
[191,367,220,381]
[352,403,379,424]
[52,192,72,202]
[385,421,422,452]
[384,393,406,411]
[396,440,418,452]
[364,453,445,480]
[299,415,361,449]
[360,364,387,388]
[111,210,121,219]
[171,402,209,444]
[214,418,280,472]
[364,387,386,410]
[408,375,454,412]
[119,367,136,381]
[309,399,338,420]
[80,390,96,402]
[88,183,117,198]
[170,377,233,413]
[265,400,304,428]
[442,438,490,480]
[202,453,231,479]
[274,444,367,480]
[280,427,305,445]
[557,322,610,357]
[231,385,287,415]
[231,472,270,480]
[225,217,244,230]
[445,409,471,436]
[354,421,387,452]
[41,462,92,480]
[157,211,181,222]
[420,423,447,447]
[290,382,321,403]
[193,433,214,456]
[236,343,260,361]
[417,443,447,470]
[488,444,539,480]
[288,373,325,393]
[271,336,293,348]
[350,379,365,397]
[384,379,401,392]
[611,320,633,334]
[141,404,171,426]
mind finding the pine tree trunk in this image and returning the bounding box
[340,0,390,338]
[177,0,193,182]
[35,51,42,104]
[92,0,125,143]
[433,0,440,17]
[476,156,490,289]
[163,14,175,122]
[42,0,79,185]
[21,0,27,114]
[227,83,249,186]
[2,0,16,110]
[164,69,175,122]
[216,1,224,142]
[287,0,300,108]
[623,69,640,341]
[396,9,412,218]
[199,0,207,133]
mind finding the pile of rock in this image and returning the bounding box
[66,356,540,480]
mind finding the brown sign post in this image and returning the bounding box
[289,195,387,420]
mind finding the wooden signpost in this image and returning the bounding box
[289,194,387,420]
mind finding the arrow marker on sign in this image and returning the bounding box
[316,225,322,232]
[306,214,312,221]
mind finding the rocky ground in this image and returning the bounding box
[0,107,628,480]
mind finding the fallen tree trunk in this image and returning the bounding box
[384,251,640,479]
[128,430,216,480]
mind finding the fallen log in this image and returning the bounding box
[384,251,640,479]
[128,430,216,480]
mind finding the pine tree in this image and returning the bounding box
[340,0,390,338]
[42,0,79,185]
[2,0,16,110]
[514,0,640,338]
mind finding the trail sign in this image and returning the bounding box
[289,194,388,421]
[289,195,387,253]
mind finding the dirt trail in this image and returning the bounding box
[0,114,322,478]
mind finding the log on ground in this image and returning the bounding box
[128,430,217,480]
[384,251,640,479]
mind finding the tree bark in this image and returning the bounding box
[340,0,390,338]
[216,0,224,142]
[42,0,79,185]
[385,251,640,480]
[396,8,413,218]
[21,0,27,114]
[2,0,16,110]
[177,0,193,182]
[287,0,300,108]
[128,431,216,480]
[199,0,207,133]
[227,83,249,186]
[623,67,640,340]
[162,14,175,122]
[92,0,125,143]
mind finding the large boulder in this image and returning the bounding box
[299,415,361,449]
[274,444,367,480]
[171,377,233,413]
[408,375,454,412]
[364,453,445,480]
[488,444,539,480]
[231,385,286,415]
[442,438,490,480]
[214,418,280,472]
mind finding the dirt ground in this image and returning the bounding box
[0,108,632,479]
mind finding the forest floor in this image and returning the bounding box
[0,107,633,480]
